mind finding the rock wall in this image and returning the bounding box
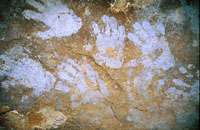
[0,0,199,129]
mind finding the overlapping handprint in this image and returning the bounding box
[128,21,175,71]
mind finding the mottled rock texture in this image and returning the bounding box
[0,0,199,129]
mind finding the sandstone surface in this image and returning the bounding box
[0,0,199,129]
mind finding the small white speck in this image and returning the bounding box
[192,40,199,47]
[179,66,187,74]
[122,100,126,104]
[84,7,91,16]
[21,95,29,102]
[83,44,93,51]
[158,79,165,86]
[196,70,199,78]
[187,64,195,69]
[92,117,99,122]
[127,68,134,77]
[1,81,9,92]
[157,79,165,91]
[127,116,132,121]
[0,37,5,40]
[11,110,24,116]
[53,52,59,58]
[82,57,87,61]
[186,74,194,79]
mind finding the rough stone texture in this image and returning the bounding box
[0,0,199,129]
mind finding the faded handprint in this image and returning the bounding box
[127,21,175,100]
[22,0,82,40]
[0,45,56,96]
[128,21,175,71]
[128,21,165,55]
[57,58,109,107]
[92,15,126,69]
[57,58,88,94]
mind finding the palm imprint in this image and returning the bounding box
[23,0,82,39]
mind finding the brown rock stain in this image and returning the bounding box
[106,47,117,58]
[26,112,45,128]
[39,100,56,110]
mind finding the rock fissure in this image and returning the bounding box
[65,45,125,91]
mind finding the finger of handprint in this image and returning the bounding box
[155,23,165,35]
[22,10,42,21]
[102,15,111,35]
[110,20,117,33]
[26,0,46,12]
[105,24,111,36]
[118,26,125,36]
[92,22,100,35]
[102,15,109,24]
[109,17,117,29]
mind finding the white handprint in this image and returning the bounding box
[57,58,88,94]
[0,45,56,96]
[92,15,126,69]
[57,58,109,107]
[22,0,82,40]
[126,21,175,99]
[128,21,175,71]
